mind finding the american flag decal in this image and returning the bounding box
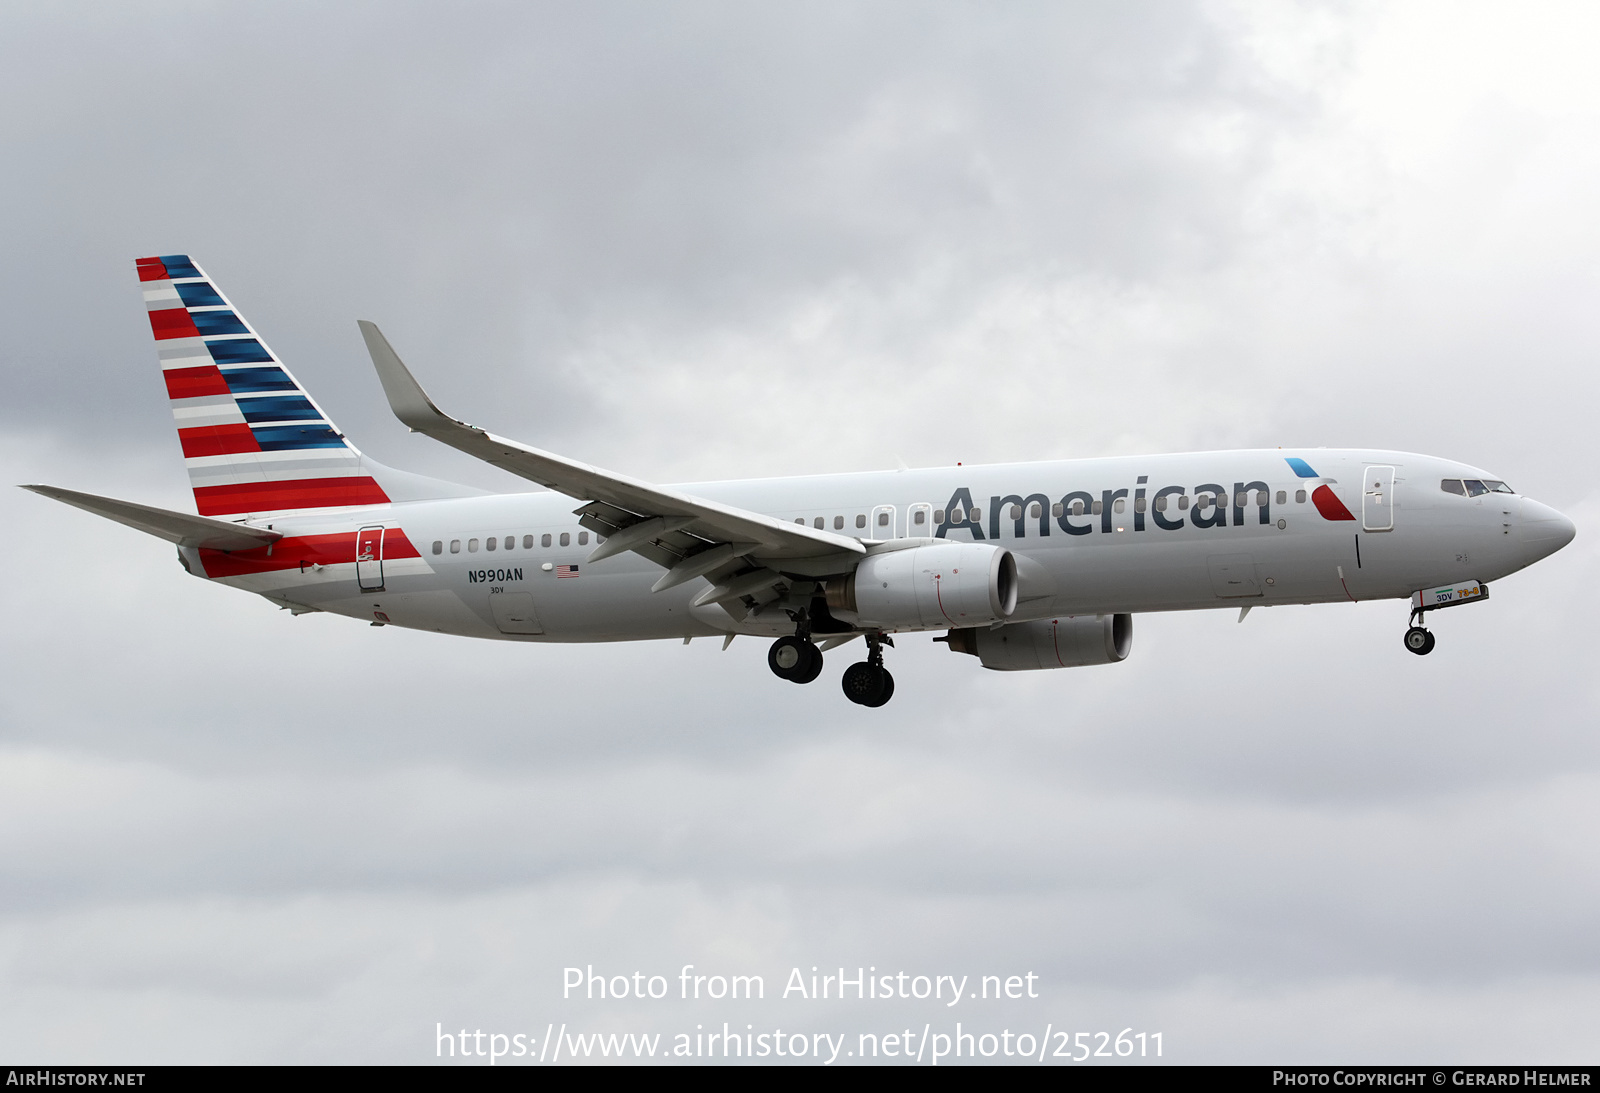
[556,564,580,578]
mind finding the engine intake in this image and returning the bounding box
[944,614,1132,670]
[825,543,1017,630]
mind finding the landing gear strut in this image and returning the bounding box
[1403,604,1436,656]
[842,632,895,707]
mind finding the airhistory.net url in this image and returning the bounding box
[435,1023,1163,1064]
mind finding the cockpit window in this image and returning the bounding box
[1443,478,1513,496]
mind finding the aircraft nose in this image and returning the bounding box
[1520,497,1577,565]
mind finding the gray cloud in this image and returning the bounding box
[2,0,1598,1065]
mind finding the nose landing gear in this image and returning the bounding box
[1403,625,1436,655]
[842,632,895,707]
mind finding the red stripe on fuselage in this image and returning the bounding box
[179,423,260,458]
[192,476,391,516]
[199,529,422,579]
[148,307,199,339]
[164,365,232,399]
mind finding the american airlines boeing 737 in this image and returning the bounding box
[24,256,1577,706]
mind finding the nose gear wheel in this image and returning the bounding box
[1403,626,1436,655]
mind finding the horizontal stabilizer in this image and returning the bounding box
[21,484,283,551]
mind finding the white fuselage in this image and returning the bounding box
[184,449,1568,642]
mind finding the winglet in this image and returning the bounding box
[357,320,459,434]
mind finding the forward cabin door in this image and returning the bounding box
[906,502,933,538]
[1363,465,1396,532]
[356,525,385,591]
[870,504,897,540]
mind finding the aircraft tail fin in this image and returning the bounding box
[137,254,478,517]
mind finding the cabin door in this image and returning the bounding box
[1363,466,1396,532]
[356,526,385,591]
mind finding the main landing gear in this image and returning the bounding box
[766,628,897,707]
[842,633,894,708]
[768,634,823,684]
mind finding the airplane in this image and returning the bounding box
[23,255,1577,706]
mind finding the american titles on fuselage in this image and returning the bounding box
[933,476,1337,541]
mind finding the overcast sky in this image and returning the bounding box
[2,0,1597,1065]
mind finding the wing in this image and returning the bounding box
[357,322,864,607]
[21,484,283,551]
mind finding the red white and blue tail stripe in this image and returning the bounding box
[138,255,391,517]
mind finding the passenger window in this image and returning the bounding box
[1051,502,1063,517]
[1254,491,1266,506]
[1275,490,1286,505]
[1154,496,1167,512]
[913,510,926,525]
[1234,492,1246,507]
[814,517,824,529]
[578,531,589,545]
[970,507,982,522]
[1134,497,1146,513]
[877,511,889,527]
[795,517,804,524]
[951,508,965,523]
[1464,480,1488,497]
[432,540,443,555]
[1440,479,1466,496]
[1009,504,1022,520]
[855,514,866,529]
[1178,495,1189,510]
[1295,489,1307,504]
[1113,499,1125,514]
[468,538,479,553]
[1072,501,1084,516]
[560,532,571,546]
[450,539,461,554]
[541,533,552,547]
[486,536,497,551]
[504,536,514,550]
[1030,502,1042,519]
[523,534,534,549]
[934,509,945,524]
[1091,500,1103,515]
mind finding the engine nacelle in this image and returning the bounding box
[944,614,1132,670]
[826,543,1018,630]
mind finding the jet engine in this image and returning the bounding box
[943,614,1132,670]
[825,543,1017,630]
